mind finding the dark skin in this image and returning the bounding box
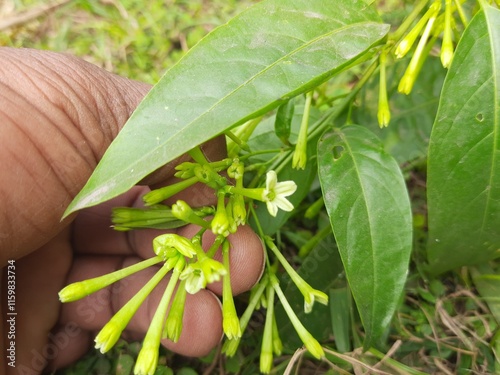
[0,48,264,375]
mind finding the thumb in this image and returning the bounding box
[0,47,150,263]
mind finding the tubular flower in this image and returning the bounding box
[271,275,324,359]
[292,91,313,170]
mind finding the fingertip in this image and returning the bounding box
[207,225,265,296]
[47,325,93,371]
[161,290,223,357]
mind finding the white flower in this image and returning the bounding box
[303,288,329,314]
[180,265,206,294]
[262,171,297,217]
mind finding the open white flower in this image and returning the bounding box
[262,171,297,217]
[180,265,206,294]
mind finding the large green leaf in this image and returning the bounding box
[64,0,389,216]
[317,125,412,347]
[426,6,500,275]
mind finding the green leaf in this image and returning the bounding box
[426,6,500,275]
[64,0,389,216]
[317,125,412,348]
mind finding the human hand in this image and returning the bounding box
[0,48,264,374]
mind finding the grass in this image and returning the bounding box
[3,0,500,374]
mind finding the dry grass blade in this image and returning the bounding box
[371,340,402,372]
[324,348,393,375]
[0,0,71,31]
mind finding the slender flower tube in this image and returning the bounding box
[440,0,454,68]
[398,1,441,94]
[292,91,313,170]
[111,206,184,231]
[453,0,468,26]
[95,262,173,353]
[271,275,324,359]
[260,282,276,374]
[377,51,391,128]
[222,277,267,357]
[142,176,199,206]
[394,3,436,59]
[59,256,162,303]
[134,258,184,375]
[272,313,283,356]
[222,241,242,340]
[163,279,188,342]
[266,237,328,313]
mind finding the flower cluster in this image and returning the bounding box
[59,144,330,374]
[377,0,465,127]
[223,238,328,373]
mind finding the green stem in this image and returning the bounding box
[206,235,225,259]
[188,146,209,164]
[453,0,468,26]
[298,224,332,258]
[226,130,250,151]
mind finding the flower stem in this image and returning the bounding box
[260,281,276,374]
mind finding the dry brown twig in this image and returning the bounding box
[0,0,71,32]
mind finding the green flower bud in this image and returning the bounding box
[163,280,187,342]
[153,233,197,258]
[171,200,211,229]
[143,176,199,206]
[292,91,313,170]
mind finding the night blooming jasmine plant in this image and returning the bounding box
[59,149,328,374]
[60,0,500,373]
